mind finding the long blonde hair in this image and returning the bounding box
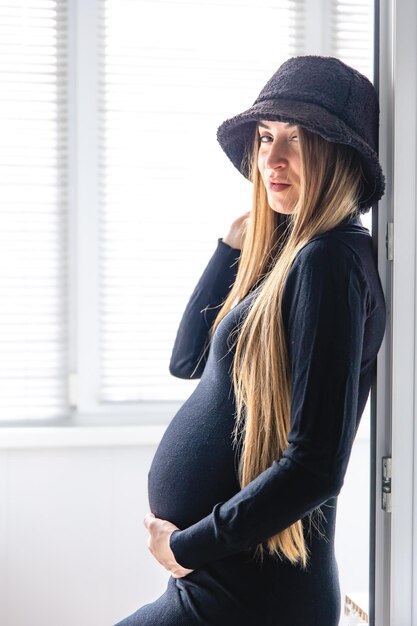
[206,124,364,569]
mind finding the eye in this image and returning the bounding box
[258,134,272,143]
[258,133,298,144]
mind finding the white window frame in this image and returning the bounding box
[64,0,309,426]
[67,0,183,426]
[377,0,417,623]
[68,0,376,427]
[371,0,391,622]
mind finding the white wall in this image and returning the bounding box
[0,425,370,626]
[336,426,370,625]
[0,443,169,626]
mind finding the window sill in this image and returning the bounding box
[0,411,370,450]
[0,424,168,449]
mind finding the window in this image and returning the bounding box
[98,0,304,408]
[0,0,68,421]
[0,0,375,425]
[1,0,304,423]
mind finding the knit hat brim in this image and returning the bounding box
[216,97,385,212]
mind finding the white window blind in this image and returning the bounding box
[331,0,374,82]
[0,1,68,421]
[330,0,375,233]
[98,0,304,403]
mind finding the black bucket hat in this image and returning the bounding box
[216,55,385,213]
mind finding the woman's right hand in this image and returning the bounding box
[222,211,251,250]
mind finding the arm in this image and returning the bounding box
[169,238,241,379]
[169,238,370,569]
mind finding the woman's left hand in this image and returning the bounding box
[143,512,194,579]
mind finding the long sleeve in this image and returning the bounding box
[169,238,241,379]
[169,237,370,570]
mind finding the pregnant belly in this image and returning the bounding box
[147,391,241,530]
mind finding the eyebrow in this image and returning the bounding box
[257,121,296,129]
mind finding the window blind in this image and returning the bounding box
[0,1,68,420]
[331,0,374,82]
[330,0,375,233]
[98,0,304,403]
[330,0,374,451]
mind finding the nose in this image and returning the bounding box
[264,137,288,170]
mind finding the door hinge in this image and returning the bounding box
[68,371,78,409]
[386,222,394,261]
[382,456,392,513]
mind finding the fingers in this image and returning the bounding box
[143,512,155,529]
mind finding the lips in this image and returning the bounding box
[268,181,291,192]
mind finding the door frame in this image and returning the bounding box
[375,0,417,624]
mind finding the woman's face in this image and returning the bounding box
[257,120,301,214]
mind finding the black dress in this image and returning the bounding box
[115,214,386,626]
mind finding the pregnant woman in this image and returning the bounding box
[115,55,387,625]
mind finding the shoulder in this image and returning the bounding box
[283,234,370,313]
[291,233,367,281]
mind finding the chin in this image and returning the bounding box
[270,205,295,215]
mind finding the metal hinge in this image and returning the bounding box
[386,222,394,261]
[68,371,78,408]
[382,456,392,513]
